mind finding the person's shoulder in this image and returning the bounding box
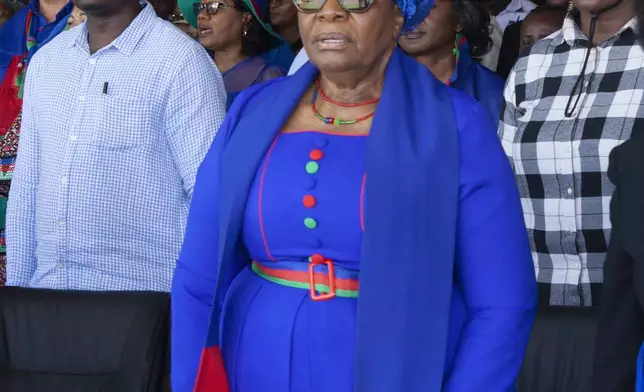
[28,26,79,68]
[149,18,207,56]
[0,5,29,32]
[474,62,505,90]
[612,133,644,173]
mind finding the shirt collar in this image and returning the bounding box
[557,10,637,47]
[505,0,536,13]
[68,2,155,56]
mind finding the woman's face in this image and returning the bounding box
[298,0,404,74]
[197,0,251,51]
[270,0,297,29]
[398,0,458,57]
[67,6,87,28]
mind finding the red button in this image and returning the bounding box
[310,253,325,264]
[302,195,316,208]
[309,149,324,161]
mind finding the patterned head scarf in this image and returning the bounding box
[178,0,281,39]
[397,0,434,32]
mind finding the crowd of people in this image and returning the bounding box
[0,0,643,390]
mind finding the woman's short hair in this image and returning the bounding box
[452,0,492,58]
[234,1,282,57]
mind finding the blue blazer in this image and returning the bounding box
[171,49,536,392]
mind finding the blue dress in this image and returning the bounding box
[171,49,536,392]
[222,131,365,391]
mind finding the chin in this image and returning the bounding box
[572,0,614,11]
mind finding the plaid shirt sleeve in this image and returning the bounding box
[498,67,518,167]
[6,57,42,286]
[164,45,226,199]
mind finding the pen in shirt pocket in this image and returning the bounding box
[102,82,109,95]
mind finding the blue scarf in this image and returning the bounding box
[187,48,461,391]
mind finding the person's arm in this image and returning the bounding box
[592,145,644,392]
[443,99,536,392]
[5,58,41,286]
[497,66,519,169]
[164,45,227,199]
[170,112,232,392]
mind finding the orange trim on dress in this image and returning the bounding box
[258,135,280,261]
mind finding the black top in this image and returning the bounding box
[496,20,522,80]
[593,130,644,392]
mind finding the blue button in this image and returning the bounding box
[314,135,328,148]
[302,177,316,190]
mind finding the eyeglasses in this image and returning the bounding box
[193,1,237,16]
[293,0,373,13]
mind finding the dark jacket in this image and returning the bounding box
[593,132,644,391]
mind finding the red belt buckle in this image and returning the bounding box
[308,257,336,301]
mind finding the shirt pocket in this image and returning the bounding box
[95,94,152,149]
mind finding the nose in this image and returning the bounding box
[197,7,210,21]
[315,0,348,21]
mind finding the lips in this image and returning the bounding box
[403,32,425,39]
[198,25,213,36]
[313,32,351,50]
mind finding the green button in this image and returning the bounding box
[304,217,317,229]
[305,161,319,174]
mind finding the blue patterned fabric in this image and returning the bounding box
[6,4,226,291]
[397,0,434,32]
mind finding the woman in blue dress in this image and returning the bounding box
[398,0,505,124]
[171,0,537,390]
[186,0,285,109]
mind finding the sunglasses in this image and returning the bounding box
[193,1,238,16]
[293,0,373,13]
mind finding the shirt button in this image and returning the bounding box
[70,135,77,142]
[58,220,65,226]
[61,176,68,185]
[302,178,316,190]
[89,59,96,65]
[78,96,85,102]
[304,217,317,229]
[306,161,319,174]
[567,187,573,195]
[303,195,316,208]
[314,136,328,148]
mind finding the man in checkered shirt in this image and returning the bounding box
[499,0,643,306]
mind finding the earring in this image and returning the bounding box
[242,26,248,36]
[452,32,463,58]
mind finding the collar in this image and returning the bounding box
[555,10,637,47]
[504,0,536,13]
[29,0,74,22]
[68,2,155,56]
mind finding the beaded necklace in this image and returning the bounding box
[311,81,378,126]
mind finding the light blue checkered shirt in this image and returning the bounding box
[6,3,226,292]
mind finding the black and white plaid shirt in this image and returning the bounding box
[499,14,644,306]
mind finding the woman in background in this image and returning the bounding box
[399,0,505,124]
[189,0,285,108]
